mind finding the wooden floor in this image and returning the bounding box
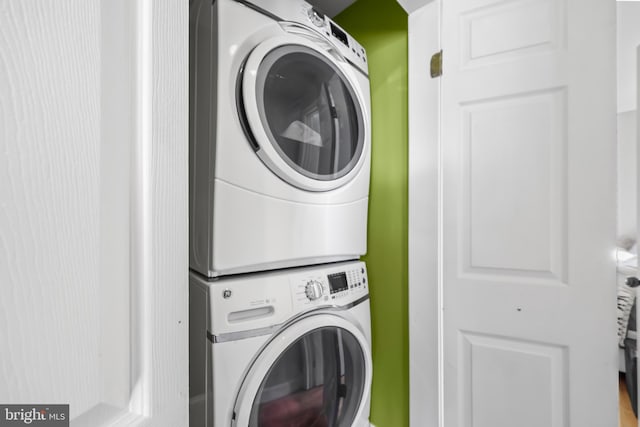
[620,373,638,427]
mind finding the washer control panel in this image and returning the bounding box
[197,260,369,335]
[291,262,368,309]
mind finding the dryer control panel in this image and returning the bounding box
[299,4,368,76]
[238,0,369,75]
[290,261,369,310]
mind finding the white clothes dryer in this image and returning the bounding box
[189,261,373,427]
[190,0,372,277]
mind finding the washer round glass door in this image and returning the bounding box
[240,35,367,192]
[232,313,372,427]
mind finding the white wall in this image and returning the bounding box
[617,2,640,240]
[617,1,640,113]
[618,110,637,239]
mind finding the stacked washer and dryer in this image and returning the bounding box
[189,0,373,425]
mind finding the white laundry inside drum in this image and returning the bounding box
[280,120,324,147]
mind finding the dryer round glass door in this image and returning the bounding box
[232,313,372,427]
[240,35,367,192]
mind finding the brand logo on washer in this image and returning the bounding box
[222,289,232,299]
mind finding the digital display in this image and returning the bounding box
[328,272,348,293]
[330,23,349,47]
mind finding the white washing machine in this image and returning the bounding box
[189,0,372,277]
[189,261,373,426]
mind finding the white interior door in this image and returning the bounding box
[0,1,188,425]
[441,0,618,426]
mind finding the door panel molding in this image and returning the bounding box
[89,0,189,423]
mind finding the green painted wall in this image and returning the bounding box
[336,4,409,427]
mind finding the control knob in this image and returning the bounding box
[307,8,324,27]
[305,280,323,301]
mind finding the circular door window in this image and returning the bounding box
[232,313,372,427]
[240,36,367,192]
[250,327,366,427]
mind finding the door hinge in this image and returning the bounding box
[430,50,442,78]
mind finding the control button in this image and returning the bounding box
[363,277,366,283]
[305,280,324,301]
[361,268,365,274]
